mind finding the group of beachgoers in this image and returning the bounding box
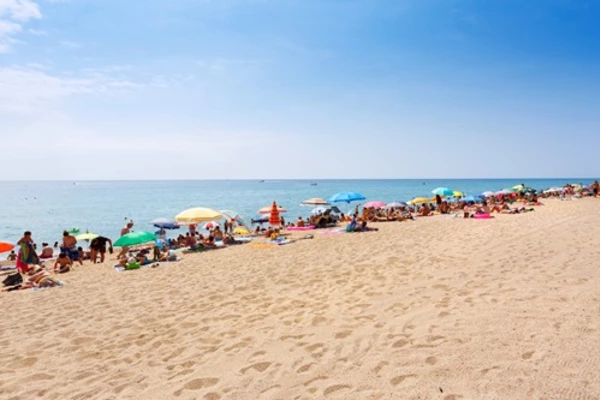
[2,181,598,292]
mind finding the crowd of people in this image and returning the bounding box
[2,182,598,292]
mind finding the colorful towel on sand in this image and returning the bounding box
[320,228,345,235]
[16,243,39,273]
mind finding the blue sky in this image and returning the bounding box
[1,0,599,179]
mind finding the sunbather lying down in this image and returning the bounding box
[3,265,63,292]
[501,207,535,214]
[346,221,379,232]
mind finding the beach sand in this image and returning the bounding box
[1,199,599,399]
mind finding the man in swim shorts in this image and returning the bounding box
[54,253,73,274]
[90,236,113,264]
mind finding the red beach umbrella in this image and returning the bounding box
[269,201,281,226]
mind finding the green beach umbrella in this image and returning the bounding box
[114,231,156,247]
[66,228,80,235]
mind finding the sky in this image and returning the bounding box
[1,0,599,180]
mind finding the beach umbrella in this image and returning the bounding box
[151,218,180,230]
[431,187,454,197]
[219,210,243,220]
[113,231,157,248]
[311,207,329,215]
[385,202,406,208]
[407,197,432,205]
[251,214,269,224]
[482,191,495,197]
[204,221,220,230]
[268,201,281,226]
[175,208,222,223]
[234,227,249,235]
[258,205,287,214]
[0,242,14,253]
[66,228,80,235]
[463,195,483,203]
[75,232,99,241]
[301,197,330,206]
[453,191,464,198]
[512,184,525,191]
[327,192,366,204]
[363,201,386,209]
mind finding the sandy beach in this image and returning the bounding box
[1,198,599,399]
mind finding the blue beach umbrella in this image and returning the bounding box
[431,187,454,197]
[328,192,366,204]
[151,218,180,230]
[463,195,483,203]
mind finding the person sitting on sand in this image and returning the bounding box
[418,204,431,216]
[61,231,82,265]
[355,221,379,232]
[39,243,54,259]
[135,249,151,265]
[7,250,17,261]
[297,217,305,227]
[54,253,73,274]
[203,234,215,247]
[213,226,224,241]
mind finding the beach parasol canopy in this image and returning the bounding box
[453,191,464,198]
[151,218,180,230]
[301,198,330,206]
[363,201,386,209]
[431,187,454,197]
[482,191,495,197]
[175,208,222,223]
[407,197,432,205]
[386,202,407,208]
[512,184,525,191]
[0,242,15,253]
[463,195,483,203]
[76,232,99,241]
[258,205,287,214]
[496,189,513,195]
[327,192,366,204]
[204,221,220,230]
[219,210,243,221]
[113,231,157,247]
[251,214,270,224]
[268,201,281,226]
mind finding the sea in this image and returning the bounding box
[0,178,595,257]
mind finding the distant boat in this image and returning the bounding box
[310,182,317,186]
[259,180,265,183]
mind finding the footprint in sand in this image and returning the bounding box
[324,384,352,396]
[522,351,535,360]
[240,362,272,374]
[390,374,416,386]
[425,356,437,365]
[173,377,220,396]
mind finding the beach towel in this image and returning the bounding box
[16,243,39,273]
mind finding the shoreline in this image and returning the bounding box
[1,198,599,399]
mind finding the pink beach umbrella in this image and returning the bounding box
[363,201,386,209]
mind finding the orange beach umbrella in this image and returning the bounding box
[269,201,281,226]
[0,242,14,253]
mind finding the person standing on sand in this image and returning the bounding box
[16,231,39,273]
[121,220,134,236]
[592,180,599,197]
[90,236,113,264]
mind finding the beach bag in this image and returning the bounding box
[2,272,23,287]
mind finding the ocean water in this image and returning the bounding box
[0,178,594,252]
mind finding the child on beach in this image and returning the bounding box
[54,253,73,274]
[7,251,16,261]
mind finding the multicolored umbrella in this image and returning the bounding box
[269,201,281,226]
[204,221,220,230]
[328,192,366,204]
[363,201,386,209]
[0,242,14,253]
[175,208,222,223]
[113,231,157,247]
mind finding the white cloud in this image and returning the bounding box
[28,27,46,35]
[0,65,142,114]
[0,0,41,52]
